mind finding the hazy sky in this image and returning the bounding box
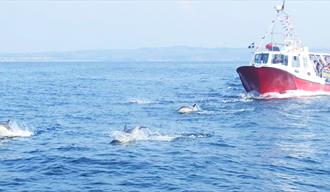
[0,0,329,52]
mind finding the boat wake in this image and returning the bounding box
[128,98,155,105]
[0,120,33,139]
[242,90,330,100]
[222,97,253,103]
[110,126,210,145]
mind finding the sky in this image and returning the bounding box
[0,0,329,52]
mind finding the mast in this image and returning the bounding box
[256,0,303,52]
[271,0,285,49]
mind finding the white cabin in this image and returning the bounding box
[251,49,330,84]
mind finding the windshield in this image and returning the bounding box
[254,53,269,64]
[272,54,288,65]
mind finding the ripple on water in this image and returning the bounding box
[0,62,330,192]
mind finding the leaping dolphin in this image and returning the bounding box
[177,104,198,114]
[110,126,148,144]
[0,120,12,133]
[123,125,147,134]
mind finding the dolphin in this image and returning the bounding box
[123,125,147,134]
[110,126,148,144]
[177,104,198,114]
[0,120,12,132]
[0,120,14,138]
[110,139,123,145]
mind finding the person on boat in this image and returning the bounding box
[315,60,324,77]
[322,63,330,80]
[273,55,283,64]
[324,56,330,65]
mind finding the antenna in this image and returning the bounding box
[275,0,286,12]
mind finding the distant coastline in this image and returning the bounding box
[0,47,251,62]
[1,46,330,63]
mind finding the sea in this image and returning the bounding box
[0,61,329,192]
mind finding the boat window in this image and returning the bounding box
[310,54,322,64]
[254,53,269,64]
[310,54,316,61]
[292,56,300,67]
[324,55,330,65]
[272,54,288,65]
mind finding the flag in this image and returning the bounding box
[248,42,255,49]
[266,43,273,50]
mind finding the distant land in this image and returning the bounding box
[0,47,252,62]
[0,46,329,62]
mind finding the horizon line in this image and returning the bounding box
[0,46,250,54]
[2,46,330,54]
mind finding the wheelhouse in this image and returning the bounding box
[252,52,304,67]
[252,51,330,79]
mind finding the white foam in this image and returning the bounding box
[0,120,33,138]
[223,108,255,114]
[181,133,211,139]
[242,90,330,100]
[128,98,154,105]
[111,127,176,144]
[222,97,253,103]
[197,110,217,115]
[110,127,211,144]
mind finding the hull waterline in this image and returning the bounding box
[237,66,330,94]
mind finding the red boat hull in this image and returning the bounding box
[236,66,330,94]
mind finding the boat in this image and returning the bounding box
[236,0,330,95]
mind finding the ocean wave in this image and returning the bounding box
[222,97,254,103]
[197,110,219,115]
[226,81,242,88]
[227,86,242,91]
[0,120,33,138]
[178,133,212,140]
[222,108,255,114]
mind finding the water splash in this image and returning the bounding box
[241,90,330,100]
[128,98,155,105]
[111,127,176,144]
[110,127,210,145]
[0,120,33,138]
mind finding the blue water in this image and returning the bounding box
[0,61,329,192]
